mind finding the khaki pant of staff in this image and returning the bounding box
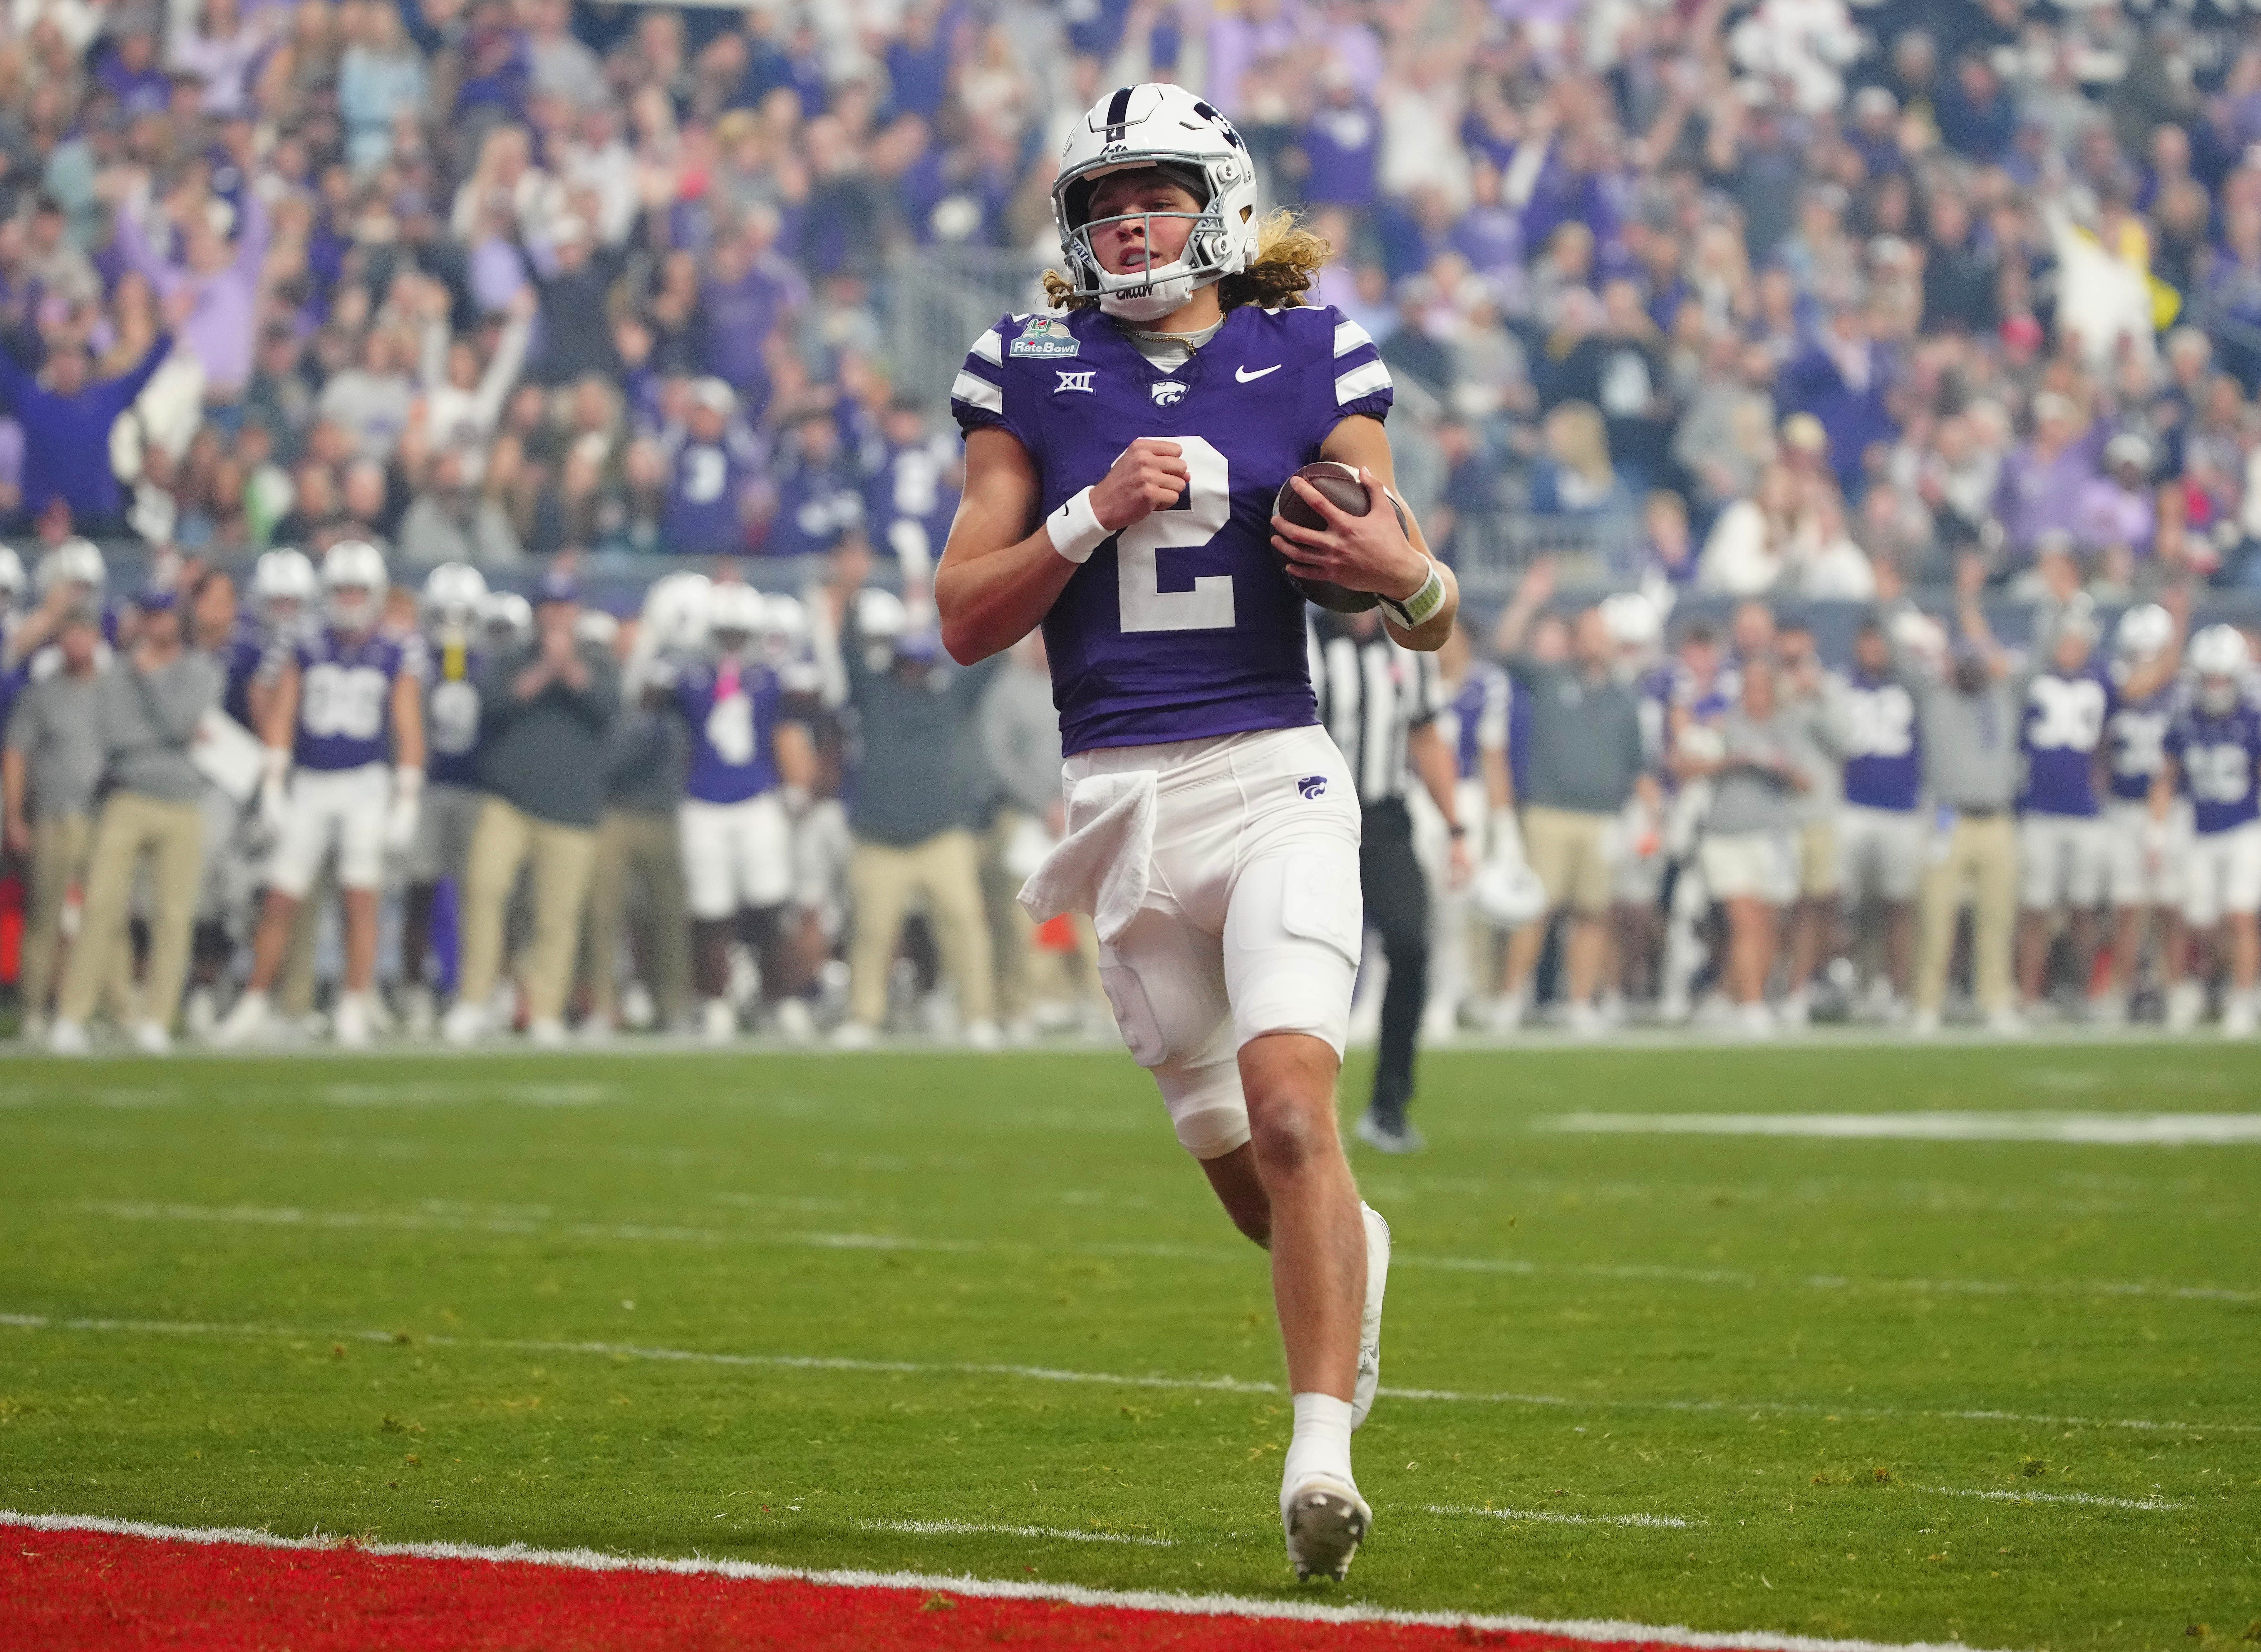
[579,808,689,1027]
[458,797,598,1026]
[847,828,995,1030]
[57,792,204,1031]
[1914,813,2017,1016]
[20,812,97,1023]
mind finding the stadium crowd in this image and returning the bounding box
[2,0,2261,1057]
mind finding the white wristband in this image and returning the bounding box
[1379,561,1447,630]
[1046,487,1111,565]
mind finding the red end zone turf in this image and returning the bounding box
[0,1524,1747,1652]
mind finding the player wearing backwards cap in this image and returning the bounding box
[2154,625,2261,1036]
[936,83,1457,1582]
[215,541,425,1049]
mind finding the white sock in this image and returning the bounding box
[1281,1391,1355,1501]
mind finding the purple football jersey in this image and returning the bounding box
[2103,670,2175,804]
[1446,663,1510,782]
[218,621,270,730]
[676,659,786,804]
[1839,671,1922,812]
[2165,699,2261,835]
[293,628,417,771]
[424,641,486,787]
[2018,667,2109,818]
[951,302,1394,756]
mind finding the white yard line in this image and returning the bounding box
[0,1509,2016,1652]
[65,1199,2260,1307]
[1543,1112,2261,1147]
[860,1519,1173,1547]
[1425,1504,1697,1529]
[1916,1487,2185,1512]
[4,1309,2251,1437]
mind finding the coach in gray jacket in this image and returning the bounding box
[1490,557,1658,1030]
[50,589,222,1054]
[1874,555,2020,1033]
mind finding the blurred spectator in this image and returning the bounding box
[2,602,104,1035]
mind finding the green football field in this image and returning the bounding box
[1,1039,2254,1650]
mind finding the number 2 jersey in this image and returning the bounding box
[950,302,1394,756]
[293,628,421,772]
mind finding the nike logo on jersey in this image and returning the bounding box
[1236,364,1283,382]
[1055,370,1095,394]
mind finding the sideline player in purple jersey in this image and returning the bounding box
[936,83,1458,1582]
[2154,625,2261,1036]
[2100,602,2187,1018]
[2012,605,2111,1015]
[1425,623,1514,1034]
[1832,615,1926,1017]
[399,562,492,1039]
[658,579,816,1043]
[216,542,426,1049]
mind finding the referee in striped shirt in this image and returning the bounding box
[1311,610,1469,1154]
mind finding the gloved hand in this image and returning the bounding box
[386,767,424,856]
[258,749,291,838]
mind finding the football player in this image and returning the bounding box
[2013,604,2111,1019]
[400,562,491,1038]
[2099,603,2184,1021]
[1832,614,1929,1020]
[215,542,425,1048]
[1422,619,1513,1036]
[935,83,1456,1581]
[661,580,816,1042]
[2154,626,2261,1036]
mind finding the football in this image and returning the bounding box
[1271,461,1411,614]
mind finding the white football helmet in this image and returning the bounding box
[1601,591,1662,660]
[1053,83,1261,322]
[478,589,534,652]
[707,581,766,658]
[1471,858,1548,930]
[2115,603,2173,662]
[421,562,490,637]
[0,544,22,606]
[2189,623,2252,714]
[322,540,388,631]
[252,547,318,626]
[641,570,712,658]
[854,586,908,644]
[575,607,620,651]
[37,536,106,598]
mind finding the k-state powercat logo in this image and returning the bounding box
[1149,380,1187,407]
[1297,775,1329,799]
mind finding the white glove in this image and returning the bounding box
[386,767,424,856]
[257,749,291,837]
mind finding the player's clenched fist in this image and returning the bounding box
[1090,438,1190,531]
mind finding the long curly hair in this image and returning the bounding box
[1040,210,1333,313]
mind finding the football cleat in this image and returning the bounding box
[213,989,272,1048]
[1282,1474,1370,1582]
[1353,1203,1390,1430]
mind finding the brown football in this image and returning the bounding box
[1271,461,1411,614]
